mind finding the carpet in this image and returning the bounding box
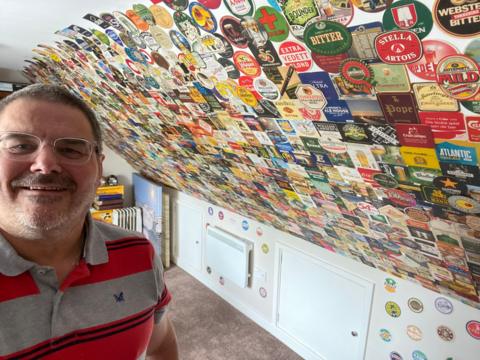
[164,265,303,360]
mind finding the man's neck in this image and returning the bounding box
[0,221,86,268]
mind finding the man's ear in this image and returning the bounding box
[95,153,105,187]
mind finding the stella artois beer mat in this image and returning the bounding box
[375,30,423,64]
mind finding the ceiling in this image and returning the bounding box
[0,0,151,83]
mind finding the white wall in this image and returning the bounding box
[173,191,480,360]
[102,145,136,206]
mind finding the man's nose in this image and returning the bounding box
[29,144,62,174]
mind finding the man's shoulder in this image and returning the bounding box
[92,220,146,242]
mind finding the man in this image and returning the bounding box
[0,84,178,359]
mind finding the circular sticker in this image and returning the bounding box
[219,276,225,285]
[407,40,459,81]
[404,207,430,222]
[259,287,267,298]
[375,30,423,64]
[379,328,392,342]
[113,11,140,34]
[433,176,468,196]
[152,51,171,69]
[242,219,249,230]
[199,0,222,9]
[437,325,454,342]
[339,58,375,89]
[436,55,480,100]
[163,0,189,11]
[385,188,417,208]
[448,195,480,214]
[220,16,249,48]
[190,2,217,33]
[373,173,398,188]
[382,0,433,39]
[304,21,352,55]
[253,77,280,100]
[257,227,264,236]
[218,211,224,220]
[126,9,150,31]
[384,278,397,293]
[465,38,480,63]
[254,6,290,42]
[466,320,480,340]
[407,325,423,341]
[234,51,261,77]
[434,0,480,38]
[390,352,403,360]
[352,0,392,12]
[278,41,312,73]
[237,86,259,106]
[174,11,201,42]
[311,52,349,73]
[434,297,454,314]
[408,297,424,313]
[316,0,354,25]
[208,206,214,215]
[412,350,428,360]
[223,0,255,18]
[385,301,401,317]
[214,33,234,58]
[295,84,327,110]
[150,4,174,28]
[170,30,192,51]
[218,57,240,78]
[261,243,269,254]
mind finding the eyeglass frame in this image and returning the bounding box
[0,131,100,165]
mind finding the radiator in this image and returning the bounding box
[112,207,143,233]
[205,226,253,288]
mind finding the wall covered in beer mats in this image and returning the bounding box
[24,0,480,307]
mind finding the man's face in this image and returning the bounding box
[0,99,103,236]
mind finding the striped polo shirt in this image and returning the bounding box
[0,215,171,359]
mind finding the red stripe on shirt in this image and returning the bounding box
[0,272,39,303]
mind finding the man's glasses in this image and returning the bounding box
[0,132,98,165]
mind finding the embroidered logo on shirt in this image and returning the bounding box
[113,292,125,303]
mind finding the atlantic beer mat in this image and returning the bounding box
[435,55,480,100]
[382,0,433,39]
[434,0,480,37]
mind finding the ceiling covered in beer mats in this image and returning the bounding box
[24,0,480,307]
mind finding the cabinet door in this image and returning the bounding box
[277,247,374,360]
[173,200,203,271]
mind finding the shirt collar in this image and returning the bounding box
[0,214,109,276]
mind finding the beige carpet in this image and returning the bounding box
[164,266,303,360]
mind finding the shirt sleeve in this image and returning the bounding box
[152,251,172,324]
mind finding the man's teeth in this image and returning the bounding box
[27,186,64,191]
